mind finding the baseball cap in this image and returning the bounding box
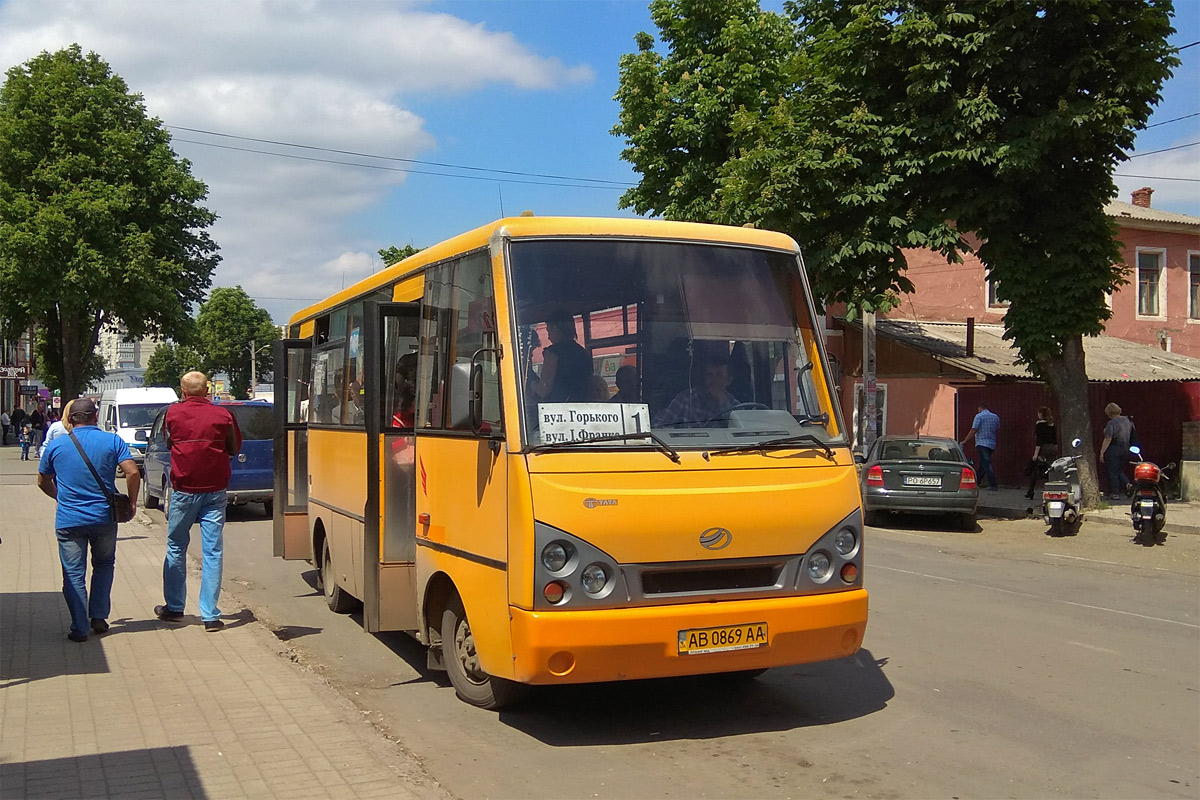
[69,397,98,419]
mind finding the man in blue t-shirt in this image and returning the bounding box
[37,397,140,642]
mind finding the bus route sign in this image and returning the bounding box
[538,403,651,444]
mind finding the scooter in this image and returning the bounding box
[1127,446,1174,547]
[1042,438,1084,537]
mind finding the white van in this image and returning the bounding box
[98,387,179,468]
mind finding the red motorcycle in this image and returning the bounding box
[1127,446,1174,547]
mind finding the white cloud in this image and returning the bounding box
[0,0,595,323]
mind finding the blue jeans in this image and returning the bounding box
[163,489,226,621]
[57,523,118,638]
[976,445,997,488]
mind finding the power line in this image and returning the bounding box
[171,138,630,190]
[172,139,633,190]
[168,125,635,187]
[1127,140,1200,158]
[1114,172,1200,182]
[1177,40,1199,50]
[1145,111,1200,128]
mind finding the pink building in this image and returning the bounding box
[824,188,1200,483]
[887,188,1200,358]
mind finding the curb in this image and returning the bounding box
[978,503,1199,536]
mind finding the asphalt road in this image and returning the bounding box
[199,505,1199,799]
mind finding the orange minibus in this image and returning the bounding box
[274,215,867,708]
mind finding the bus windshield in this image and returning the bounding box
[508,238,843,451]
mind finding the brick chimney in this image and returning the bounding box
[1131,186,1154,208]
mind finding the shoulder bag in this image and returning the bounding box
[68,430,135,523]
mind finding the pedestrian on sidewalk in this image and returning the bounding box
[36,397,140,642]
[1025,406,1058,499]
[1,408,10,445]
[1099,402,1135,500]
[29,402,46,458]
[43,399,75,445]
[961,402,1001,491]
[156,371,241,632]
[18,422,33,460]
[10,404,26,440]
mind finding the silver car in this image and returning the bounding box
[859,435,979,530]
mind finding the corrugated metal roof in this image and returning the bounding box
[1104,199,1200,228]
[858,319,1200,382]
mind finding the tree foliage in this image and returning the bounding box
[142,342,204,393]
[195,286,278,399]
[0,45,220,401]
[379,244,422,266]
[614,0,1177,504]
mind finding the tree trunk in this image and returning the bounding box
[1037,335,1101,508]
[54,307,99,402]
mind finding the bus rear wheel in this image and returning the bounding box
[321,538,356,613]
[441,597,527,710]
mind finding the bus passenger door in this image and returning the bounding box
[273,338,312,559]
[364,301,422,632]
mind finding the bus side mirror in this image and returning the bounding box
[448,362,484,432]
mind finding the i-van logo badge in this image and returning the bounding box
[583,498,618,509]
[699,527,733,550]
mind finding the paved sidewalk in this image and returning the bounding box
[0,444,446,800]
[975,481,1200,535]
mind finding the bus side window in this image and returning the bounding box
[418,262,455,430]
[448,252,501,431]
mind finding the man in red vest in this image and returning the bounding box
[155,371,241,631]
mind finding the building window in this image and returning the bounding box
[1137,250,1164,317]
[987,279,1009,308]
[1190,252,1200,320]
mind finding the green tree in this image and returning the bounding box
[614,0,1177,505]
[379,244,422,266]
[195,286,278,399]
[0,45,219,401]
[142,342,204,393]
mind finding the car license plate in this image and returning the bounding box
[678,622,768,655]
[903,475,942,487]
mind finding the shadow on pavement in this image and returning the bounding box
[0,746,207,799]
[0,592,112,687]
[499,647,893,745]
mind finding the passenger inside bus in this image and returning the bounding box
[655,354,742,428]
[610,365,640,404]
[392,353,417,429]
[528,311,591,403]
[589,374,610,402]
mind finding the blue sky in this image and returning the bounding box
[1,0,1197,326]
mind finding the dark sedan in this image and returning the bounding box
[859,435,978,530]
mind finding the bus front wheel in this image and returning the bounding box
[441,597,527,710]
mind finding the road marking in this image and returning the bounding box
[1067,640,1119,654]
[1044,553,1123,566]
[874,565,1200,629]
[883,531,932,540]
[1045,552,1173,572]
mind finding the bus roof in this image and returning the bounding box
[288,216,800,327]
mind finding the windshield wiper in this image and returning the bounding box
[530,431,681,464]
[707,433,834,460]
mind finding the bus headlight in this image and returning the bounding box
[834,528,857,557]
[580,563,609,595]
[541,542,573,573]
[806,551,833,583]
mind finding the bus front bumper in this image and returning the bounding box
[508,588,868,685]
